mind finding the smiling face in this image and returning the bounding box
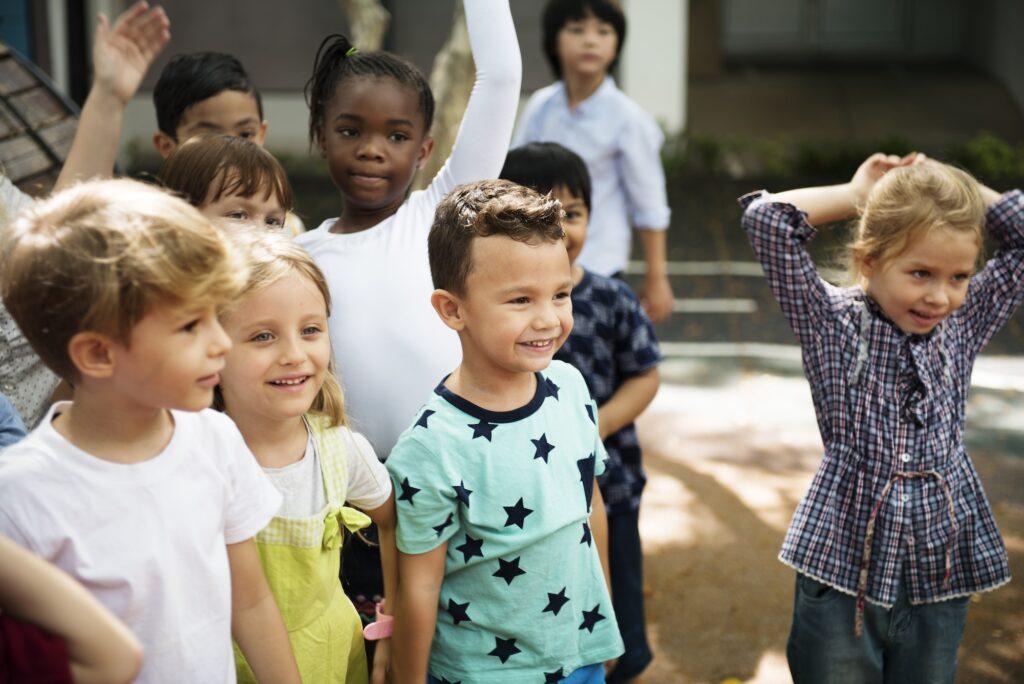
[320,76,433,217]
[111,303,231,412]
[550,185,589,264]
[863,226,980,334]
[453,235,574,379]
[218,271,331,424]
[556,10,619,81]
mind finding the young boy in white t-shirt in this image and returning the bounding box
[0,179,300,683]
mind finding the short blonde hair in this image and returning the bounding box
[0,179,247,381]
[217,232,347,428]
[848,161,986,284]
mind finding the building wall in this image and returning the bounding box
[968,0,1024,114]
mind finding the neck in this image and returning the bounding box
[226,408,308,469]
[447,355,538,413]
[332,195,407,234]
[564,72,605,108]
[54,384,174,464]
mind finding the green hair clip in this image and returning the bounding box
[345,46,359,57]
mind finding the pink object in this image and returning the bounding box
[362,601,394,641]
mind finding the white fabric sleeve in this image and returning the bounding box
[342,428,393,511]
[619,113,671,231]
[417,0,522,210]
[221,420,283,544]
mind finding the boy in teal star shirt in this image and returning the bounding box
[387,180,623,683]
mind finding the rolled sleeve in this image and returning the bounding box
[619,115,670,230]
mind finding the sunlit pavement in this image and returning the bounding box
[634,357,1024,683]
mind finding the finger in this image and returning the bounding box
[113,0,149,34]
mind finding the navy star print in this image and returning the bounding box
[432,512,454,538]
[398,477,420,505]
[577,454,596,507]
[415,409,435,429]
[488,636,521,664]
[580,522,592,546]
[454,534,484,563]
[447,599,471,625]
[584,403,595,424]
[453,481,473,507]
[544,669,565,683]
[531,433,555,463]
[469,419,498,441]
[543,587,570,615]
[502,498,533,528]
[545,377,560,400]
[579,605,606,633]
[493,557,526,585]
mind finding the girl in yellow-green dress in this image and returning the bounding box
[217,233,398,683]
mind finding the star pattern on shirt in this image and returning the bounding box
[531,433,555,463]
[503,498,533,528]
[544,669,565,683]
[438,679,461,684]
[432,512,454,538]
[585,403,595,424]
[453,480,473,507]
[545,377,560,400]
[469,419,498,441]
[580,521,592,547]
[454,534,484,563]
[398,477,420,505]
[488,636,521,664]
[578,454,596,507]
[415,409,435,429]
[579,604,606,633]
[543,587,570,616]
[447,598,471,625]
[493,556,526,586]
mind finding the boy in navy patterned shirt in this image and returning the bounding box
[502,143,662,683]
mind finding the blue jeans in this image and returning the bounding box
[0,393,26,448]
[428,663,603,683]
[787,573,969,683]
[606,509,652,682]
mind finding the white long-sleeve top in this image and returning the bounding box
[296,0,521,458]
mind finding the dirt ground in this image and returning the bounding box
[631,364,1024,684]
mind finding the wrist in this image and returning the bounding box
[86,86,129,112]
[363,600,394,641]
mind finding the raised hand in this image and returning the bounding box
[92,1,170,105]
[849,152,920,206]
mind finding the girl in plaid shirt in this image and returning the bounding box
[741,153,1023,683]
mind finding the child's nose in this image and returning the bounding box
[278,337,305,365]
[208,321,232,357]
[356,136,385,160]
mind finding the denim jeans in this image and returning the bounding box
[787,573,969,683]
[0,393,26,448]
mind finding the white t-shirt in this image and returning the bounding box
[262,426,391,518]
[295,0,521,458]
[0,404,282,683]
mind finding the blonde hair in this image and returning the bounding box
[217,232,348,428]
[0,179,246,382]
[847,161,985,285]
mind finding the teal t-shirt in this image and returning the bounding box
[387,361,624,683]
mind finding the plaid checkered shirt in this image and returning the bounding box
[740,189,1024,607]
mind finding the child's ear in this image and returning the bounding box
[255,121,269,147]
[152,132,177,159]
[430,288,465,332]
[860,257,876,277]
[416,136,436,170]
[66,332,117,380]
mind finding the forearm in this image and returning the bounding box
[232,592,299,683]
[55,88,124,192]
[369,495,399,614]
[638,228,668,277]
[391,545,445,683]
[597,368,659,440]
[771,183,859,226]
[589,484,611,592]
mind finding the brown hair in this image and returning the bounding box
[428,179,565,295]
[848,161,986,284]
[216,232,347,428]
[158,134,293,212]
[0,179,247,381]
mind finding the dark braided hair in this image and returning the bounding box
[305,34,435,151]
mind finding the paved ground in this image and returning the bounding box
[632,360,1023,684]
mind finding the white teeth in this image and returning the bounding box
[271,377,306,386]
[524,340,551,347]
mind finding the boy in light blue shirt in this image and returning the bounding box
[388,180,623,683]
[514,0,673,323]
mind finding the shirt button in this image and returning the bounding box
[900,453,911,463]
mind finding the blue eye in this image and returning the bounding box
[250,331,273,343]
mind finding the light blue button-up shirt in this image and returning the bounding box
[513,77,671,276]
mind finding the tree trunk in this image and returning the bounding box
[414,1,474,191]
[340,0,390,51]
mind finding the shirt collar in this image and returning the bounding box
[557,76,616,117]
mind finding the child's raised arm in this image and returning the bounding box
[391,544,447,684]
[55,1,169,191]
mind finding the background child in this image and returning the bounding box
[501,142,661,683]
[216,233,397,684]
[158,134,292,231]
[0,534,142,683]
[513,0,674,322]
[741,154,1023,682]
[388,180,623,684]
[0,179,299,683]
